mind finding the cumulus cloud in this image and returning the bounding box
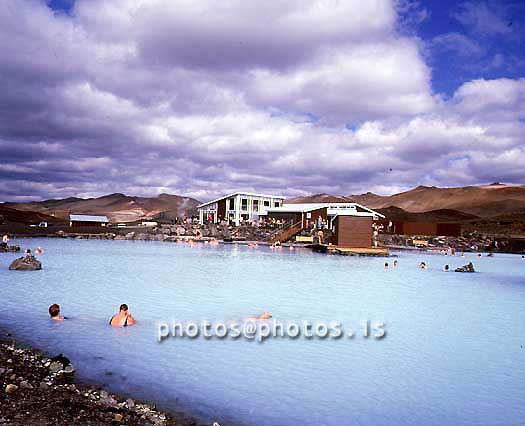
[0,0,523,202]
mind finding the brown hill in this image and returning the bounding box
[376,206,479,223]
[3,193,200,223]
[348,183,525,217]
[0,205,66,225]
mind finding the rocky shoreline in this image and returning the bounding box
[0,336,199,426]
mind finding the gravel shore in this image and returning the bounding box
[0,337,199,426]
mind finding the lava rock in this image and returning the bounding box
[8,255,42,271]
[455,262,475,273]
[5,384,18,394]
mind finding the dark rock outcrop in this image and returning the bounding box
[8,255,42,271]
[455,262,475,273]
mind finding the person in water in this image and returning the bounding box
[49,304,65,321]
[24,248,32,257]
[109,304,137,327]
[420,261,427,269]
[384,262,389,269]
[246,312,272,321]
[444,264,450,272]
[393,260,398,268]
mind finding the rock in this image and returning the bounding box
[39,382,50,391]
[63,364,75,374]
[126,398,135,409]
[114,413,124,422]
[8,255,42,271]
[20,380,33,389]
[5,384,18,394]
[49,361,63,372]
[455,262,475,273]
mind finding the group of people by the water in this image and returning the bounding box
[383,259,478,272]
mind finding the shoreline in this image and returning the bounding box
[0,329,201,426]
[4,233,525,255]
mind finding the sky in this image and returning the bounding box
[0,0,524,202]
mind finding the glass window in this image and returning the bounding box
[253,199,259,212]
[241,198,248,211]
[228,198,235,210]
[274,201,280,207]
[263,200,270,207]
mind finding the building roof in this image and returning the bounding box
[197,192,286,208]
[266,202,385,218]
[69,214,109,222]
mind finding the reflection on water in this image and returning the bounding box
[1,239,524,426]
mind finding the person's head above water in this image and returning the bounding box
[119,303,129,312]
[48,304,64,320]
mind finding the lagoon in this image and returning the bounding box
[0,238,524,426]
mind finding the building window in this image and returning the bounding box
[228,198,235,211]
[241,198,248,211]
[253,199,259,212]
[274,201,280,207]
[263,200,270,207]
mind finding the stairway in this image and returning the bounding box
[269,221,303,244]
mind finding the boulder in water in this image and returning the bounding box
[9,255,42,271]
[455,262,475,273]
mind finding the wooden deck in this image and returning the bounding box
[310,244,389,257]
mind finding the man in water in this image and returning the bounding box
[444,265,450,272]
[109,304,137,327]
[246,312,272,321]
[49,304,65,321]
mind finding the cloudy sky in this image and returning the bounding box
[1,0,524,202]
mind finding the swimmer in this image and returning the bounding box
[246,312,272,321]
[109,304,136,327]
[48,304,65,321]
[384,262,389,269]
[393,260,398,268]
[477,253,482,257]
[444,264,450,272]
[461,253,465,257]
[24,248,32,257]
[35,246,44,255]
[289,244,294,250]
[420,261,427,269]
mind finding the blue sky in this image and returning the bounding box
[399,0,525,96]
[1,0,524,201]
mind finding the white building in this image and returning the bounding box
[197,192,285,226]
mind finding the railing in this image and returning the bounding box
[269,221,303,244]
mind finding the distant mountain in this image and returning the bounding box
[3,193,201,223]
[348,183,525,218]
[286,193,353,204]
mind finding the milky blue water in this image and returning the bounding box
[0,238,524,426]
